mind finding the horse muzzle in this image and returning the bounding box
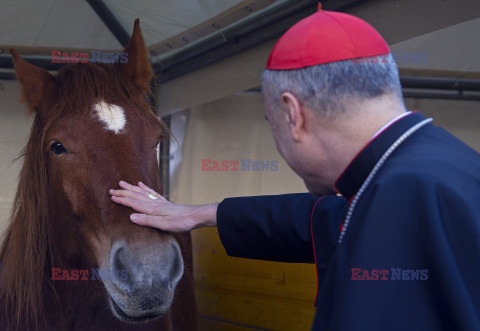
[102,239,184,323]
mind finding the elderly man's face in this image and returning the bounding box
[263,90,335,196]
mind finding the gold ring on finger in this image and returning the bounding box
[147,192,160,200]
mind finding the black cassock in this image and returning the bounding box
[217,112,480,330]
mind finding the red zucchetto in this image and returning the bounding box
[266,3,390,70]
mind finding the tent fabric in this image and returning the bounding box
[2,0,122,49]
[0,0,246,49]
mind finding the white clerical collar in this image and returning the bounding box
[370,111,413,141]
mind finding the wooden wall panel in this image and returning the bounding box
[193,228,317,331]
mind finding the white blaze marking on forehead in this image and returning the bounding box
[93,101,126,134]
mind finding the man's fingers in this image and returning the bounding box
[131,213,147,224]
[138,181,152,191]
[111,196,152,214]
[110,188,150,201]
[130,213,191,233]
[114,181,165,202]
[130,214,168,230]
[119,180,147,195]
[111,195,135,208]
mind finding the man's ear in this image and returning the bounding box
[116,19,153,92]
[281,92,305,141]
[10,48,57,114]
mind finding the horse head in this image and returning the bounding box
[3,20,186,325]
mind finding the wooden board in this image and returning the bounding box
[192,228,317,330]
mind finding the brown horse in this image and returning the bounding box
[0,20,196,330]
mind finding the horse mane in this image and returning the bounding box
[0,62,168,329]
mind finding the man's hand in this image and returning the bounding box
[110,181,218,232]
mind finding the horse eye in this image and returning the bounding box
[51,142,67,155]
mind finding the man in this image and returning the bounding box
[110,5,480,330]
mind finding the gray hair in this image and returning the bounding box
[262,53,404,117]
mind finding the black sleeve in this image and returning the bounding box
[217,193,346,263]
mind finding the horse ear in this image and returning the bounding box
[118,19,153,92]
[10,48,57,113]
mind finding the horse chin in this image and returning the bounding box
[107,293,172,323]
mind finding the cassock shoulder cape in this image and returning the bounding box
[217,112,480,330]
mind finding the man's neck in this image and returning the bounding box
[315,95,407,188]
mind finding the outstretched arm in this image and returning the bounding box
[110,181,346,263]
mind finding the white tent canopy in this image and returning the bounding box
[1,0,250,49]
[1,0,479,88]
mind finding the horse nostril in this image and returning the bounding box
[110,245,136,293]
[113,247,127,273]
[169,242,184,283]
